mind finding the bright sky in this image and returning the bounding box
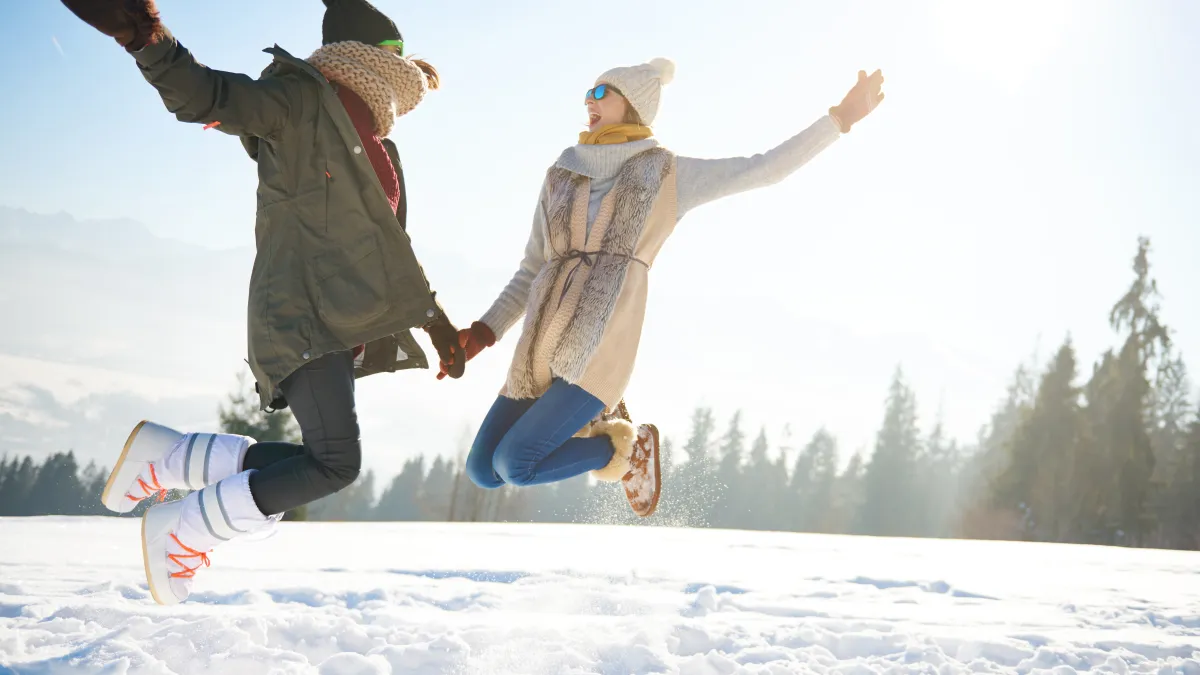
[3,1,1199,475]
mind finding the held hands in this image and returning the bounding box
[437,322,495,381]
[830,69,885,133]
[59,0,165,51]
[422,305,466,380]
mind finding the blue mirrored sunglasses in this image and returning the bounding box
[585,83,613,103]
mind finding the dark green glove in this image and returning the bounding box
[422,296,465,379]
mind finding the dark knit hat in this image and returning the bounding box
[322,0,402,47]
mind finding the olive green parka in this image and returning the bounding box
[131,29,443,409]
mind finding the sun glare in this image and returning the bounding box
[933,0,1072,87]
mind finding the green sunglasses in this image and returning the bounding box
[378,39,404,56]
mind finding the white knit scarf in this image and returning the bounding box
[306,41,427,137]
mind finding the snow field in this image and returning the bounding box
[1,517,1198,674]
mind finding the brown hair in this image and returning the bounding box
[412,58,441,90]
[604,84,642,125]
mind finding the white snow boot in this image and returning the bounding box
[101,421,254,514]
[141,470,271,605]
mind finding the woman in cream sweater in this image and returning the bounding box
[445,59,884,516]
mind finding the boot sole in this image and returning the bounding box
[627,424,662,518]
[101,421,183,514]
[141,501,183,606]
[101,421,149,514]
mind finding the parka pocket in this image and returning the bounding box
[312,233,390,332]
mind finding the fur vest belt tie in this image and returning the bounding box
[555,249,650,309]
[554,249,650,268]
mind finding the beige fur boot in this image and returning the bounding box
[581,418,637,482]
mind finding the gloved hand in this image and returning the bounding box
[829,69,885,133]
[422,302,465,380]
[59,0,165,51]
[437,321,495,380]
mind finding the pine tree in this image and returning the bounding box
[1150,355,1192,464]
[2,456,38,516]
[743,428,787,531]
[27,452,84,516]
[716,411,745,481]
[78,460,111,515]
[829,451,865,534]
[712,412,747,528]
[661,407,722,528]
[375,457,426,520]
[790,429,838,532]
[1147,353,1194,547]
[682,408,716,465]
[789,438,814,530]
[347,470,379,520]
[218,372,303,445]
[992,340,1084,542]
[421,456,456,521]
[0,456,15,515]
[1075,352,1119,543]
[958,360,1040,539]
[309,470,377,521]
[1173,406,1200,548]
[859,367,923,536]
[1078,237,1170,546]
[915,414,963,538]
[1109,340,1157,546]
[447,428,477,522]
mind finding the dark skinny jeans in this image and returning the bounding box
[242,350,360,515]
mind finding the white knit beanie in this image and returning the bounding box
[595,57,676,126]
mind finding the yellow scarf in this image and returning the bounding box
[578,123,654,145]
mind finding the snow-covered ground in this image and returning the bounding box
[0,517,1197,674]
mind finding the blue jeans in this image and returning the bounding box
[466,379,614,488]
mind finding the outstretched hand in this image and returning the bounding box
[60,0,164,50]
[830,69,885,133]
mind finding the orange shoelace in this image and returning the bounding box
[127,464,167,504]
[168,533,211,579]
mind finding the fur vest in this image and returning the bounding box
[505,147,675,404]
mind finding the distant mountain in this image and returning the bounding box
[0,382,219,465]
[0,207,253,381]
[1,207,182,255]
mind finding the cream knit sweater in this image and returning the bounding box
[481,114,842,405]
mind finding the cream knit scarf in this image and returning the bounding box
[306,41,427,137]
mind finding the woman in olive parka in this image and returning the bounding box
[58,0,461,605]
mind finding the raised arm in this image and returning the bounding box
[59,2,301,139]
[676,69,885,219]
[479,186,551,340]
[676,115,841,218]
[132,30,304,139]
